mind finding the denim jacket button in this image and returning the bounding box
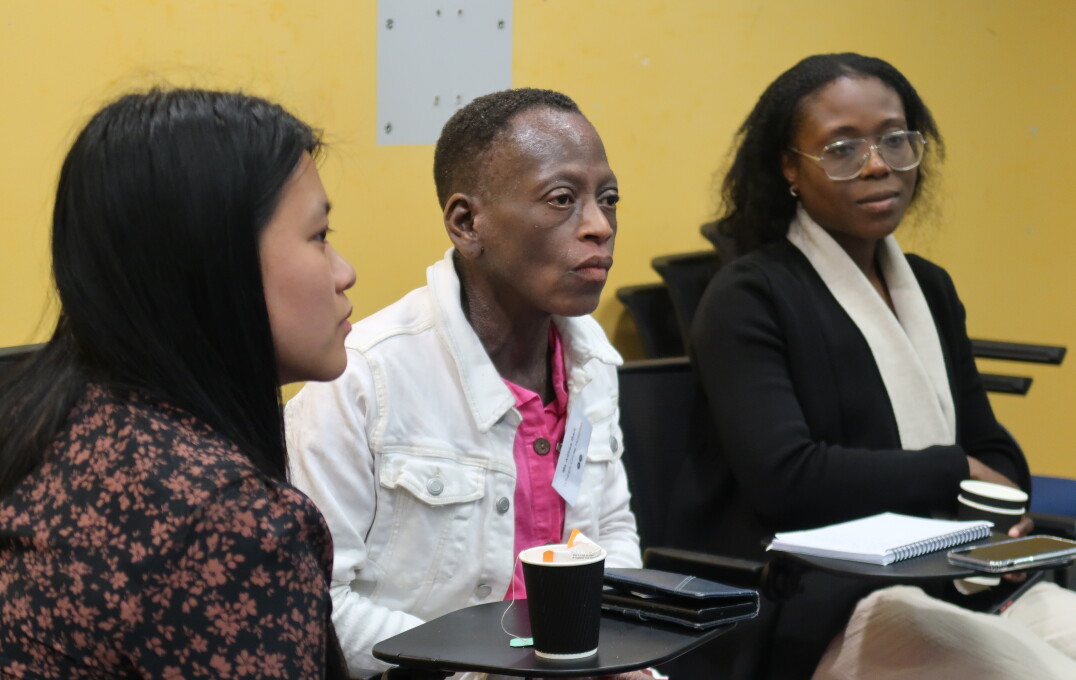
[496,497,510,514]
[426,477,444,496]
[475,583,492,598]
[610,437,619,452]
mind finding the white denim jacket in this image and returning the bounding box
[285,249,642,675]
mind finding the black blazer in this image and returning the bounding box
[665,240,1031,675]
[669,239,1028,559]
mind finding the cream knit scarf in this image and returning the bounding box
[787,206,955,449]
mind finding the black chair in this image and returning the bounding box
[614,283,684,359]
[699,220,741,264]
[0,343,43,379]
[618,357,698,550]
[618,358,781,679]
[650,251,722,347]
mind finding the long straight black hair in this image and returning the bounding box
[0,87,350,678]
[0,89,318,495]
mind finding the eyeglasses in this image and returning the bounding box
[790,130,927,181]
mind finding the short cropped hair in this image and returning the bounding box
[433,88,581,207]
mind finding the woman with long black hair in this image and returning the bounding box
[0,89,355,678]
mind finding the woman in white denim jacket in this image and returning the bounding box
[286,88,644,679]
[286,250,641,673]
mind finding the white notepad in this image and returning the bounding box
[768,512,993,565]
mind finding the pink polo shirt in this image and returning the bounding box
[502,325,569,599]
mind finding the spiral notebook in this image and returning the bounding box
[768,512,993,565]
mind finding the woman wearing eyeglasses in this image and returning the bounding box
[667,53,1076,679]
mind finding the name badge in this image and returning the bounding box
[552,405,593,507]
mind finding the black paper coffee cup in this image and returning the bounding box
[957,480,1028,533]
[520,544,606,659]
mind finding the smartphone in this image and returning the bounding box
[601,590,758,628]
[947,535,1076,573]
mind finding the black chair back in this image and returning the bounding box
[618,357,779,679]
[651,251,722,347]
[617,357,701,551]
[614,284,684,359]
[0,344,43,380]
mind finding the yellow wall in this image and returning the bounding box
[2,0,1074,476]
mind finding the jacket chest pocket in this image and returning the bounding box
[367,452,489,595]
[379,452,486,505]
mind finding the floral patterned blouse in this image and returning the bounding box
[0,385,334,678]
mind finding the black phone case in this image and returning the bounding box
[601,568,760,630]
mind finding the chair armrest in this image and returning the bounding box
[1029,512,1076,538]
[642,546,766,589]
[971,339,1066,364]
[980,373,1033,395]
